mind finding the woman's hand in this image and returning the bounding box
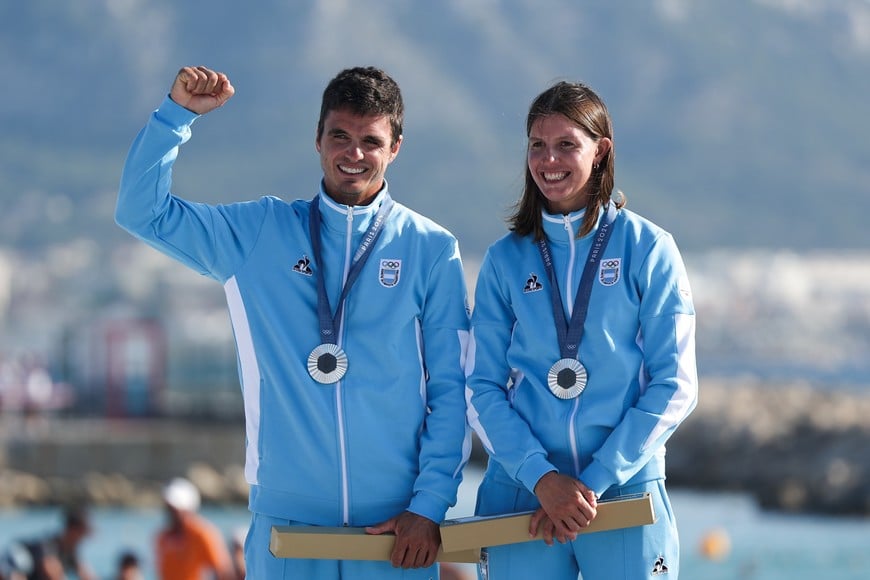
[531,471,598,543]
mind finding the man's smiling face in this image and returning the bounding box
[316,108,402,206]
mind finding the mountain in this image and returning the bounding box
[2,0,870,259]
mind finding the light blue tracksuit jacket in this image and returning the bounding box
[466,206,698,498]
[116,97,471,527]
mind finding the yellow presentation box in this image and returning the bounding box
[440,492,656,553]
[269,525,480,563]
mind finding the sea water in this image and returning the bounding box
[1,475,868,579]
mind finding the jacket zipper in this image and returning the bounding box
[337,207,353,525]
[562,216,582,476]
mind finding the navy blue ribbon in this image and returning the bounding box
[309,193,394,345]
[536,203,618,360]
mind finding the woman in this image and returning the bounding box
[466,81,698,579]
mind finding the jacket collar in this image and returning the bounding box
[541,207,585,245]
[316,180,390,236]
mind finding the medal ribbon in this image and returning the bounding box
[309,192,394,345]
[536,203,618,360]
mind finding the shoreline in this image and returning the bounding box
[667,378,870,516]
[2,379,868,516]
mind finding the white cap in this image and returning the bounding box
[162,477,201,512]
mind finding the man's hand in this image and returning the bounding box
[531,472,598,543]
[529,507,561,546]
[365,511,441,569]
[169,66,235,115]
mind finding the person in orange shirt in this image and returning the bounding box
[155,478,234,580]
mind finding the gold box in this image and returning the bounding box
[269,525,480,563]
[440,492,656,552]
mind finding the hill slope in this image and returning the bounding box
[2,0,869,258]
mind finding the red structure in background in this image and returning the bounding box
[103,319,166,418]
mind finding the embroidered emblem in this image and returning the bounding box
[599,258,621,286]
[523,273,543,293]
[292,255,312,276]
[379,259,402,287]
[651,555,669,575]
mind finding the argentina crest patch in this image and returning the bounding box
[379,258,402,287]
[599,258,621,286]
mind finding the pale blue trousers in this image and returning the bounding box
[475,478,679,580]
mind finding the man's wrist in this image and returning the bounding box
[533,470,559,494]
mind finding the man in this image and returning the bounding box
[228,528,246,580]
[116,65,471,578]
[155,478,234,580]
[113,551,143,580]
[18,506,95,580]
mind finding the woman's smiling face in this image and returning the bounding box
[527,113,610,214]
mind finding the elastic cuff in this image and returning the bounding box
[155,95,200,130]
[516,454,558,495]
[578,461,613,498]
[408,492,449,524]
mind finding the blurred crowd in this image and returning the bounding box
[0,478,472,580]
[0,353,73,417]
[0,479,245,580]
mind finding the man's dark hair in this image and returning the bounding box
[63,506,91,532]
[317,67,404,145]
[119,550,140,568]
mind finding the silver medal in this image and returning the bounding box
[307,343,348,384]
[547,358,587,399]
